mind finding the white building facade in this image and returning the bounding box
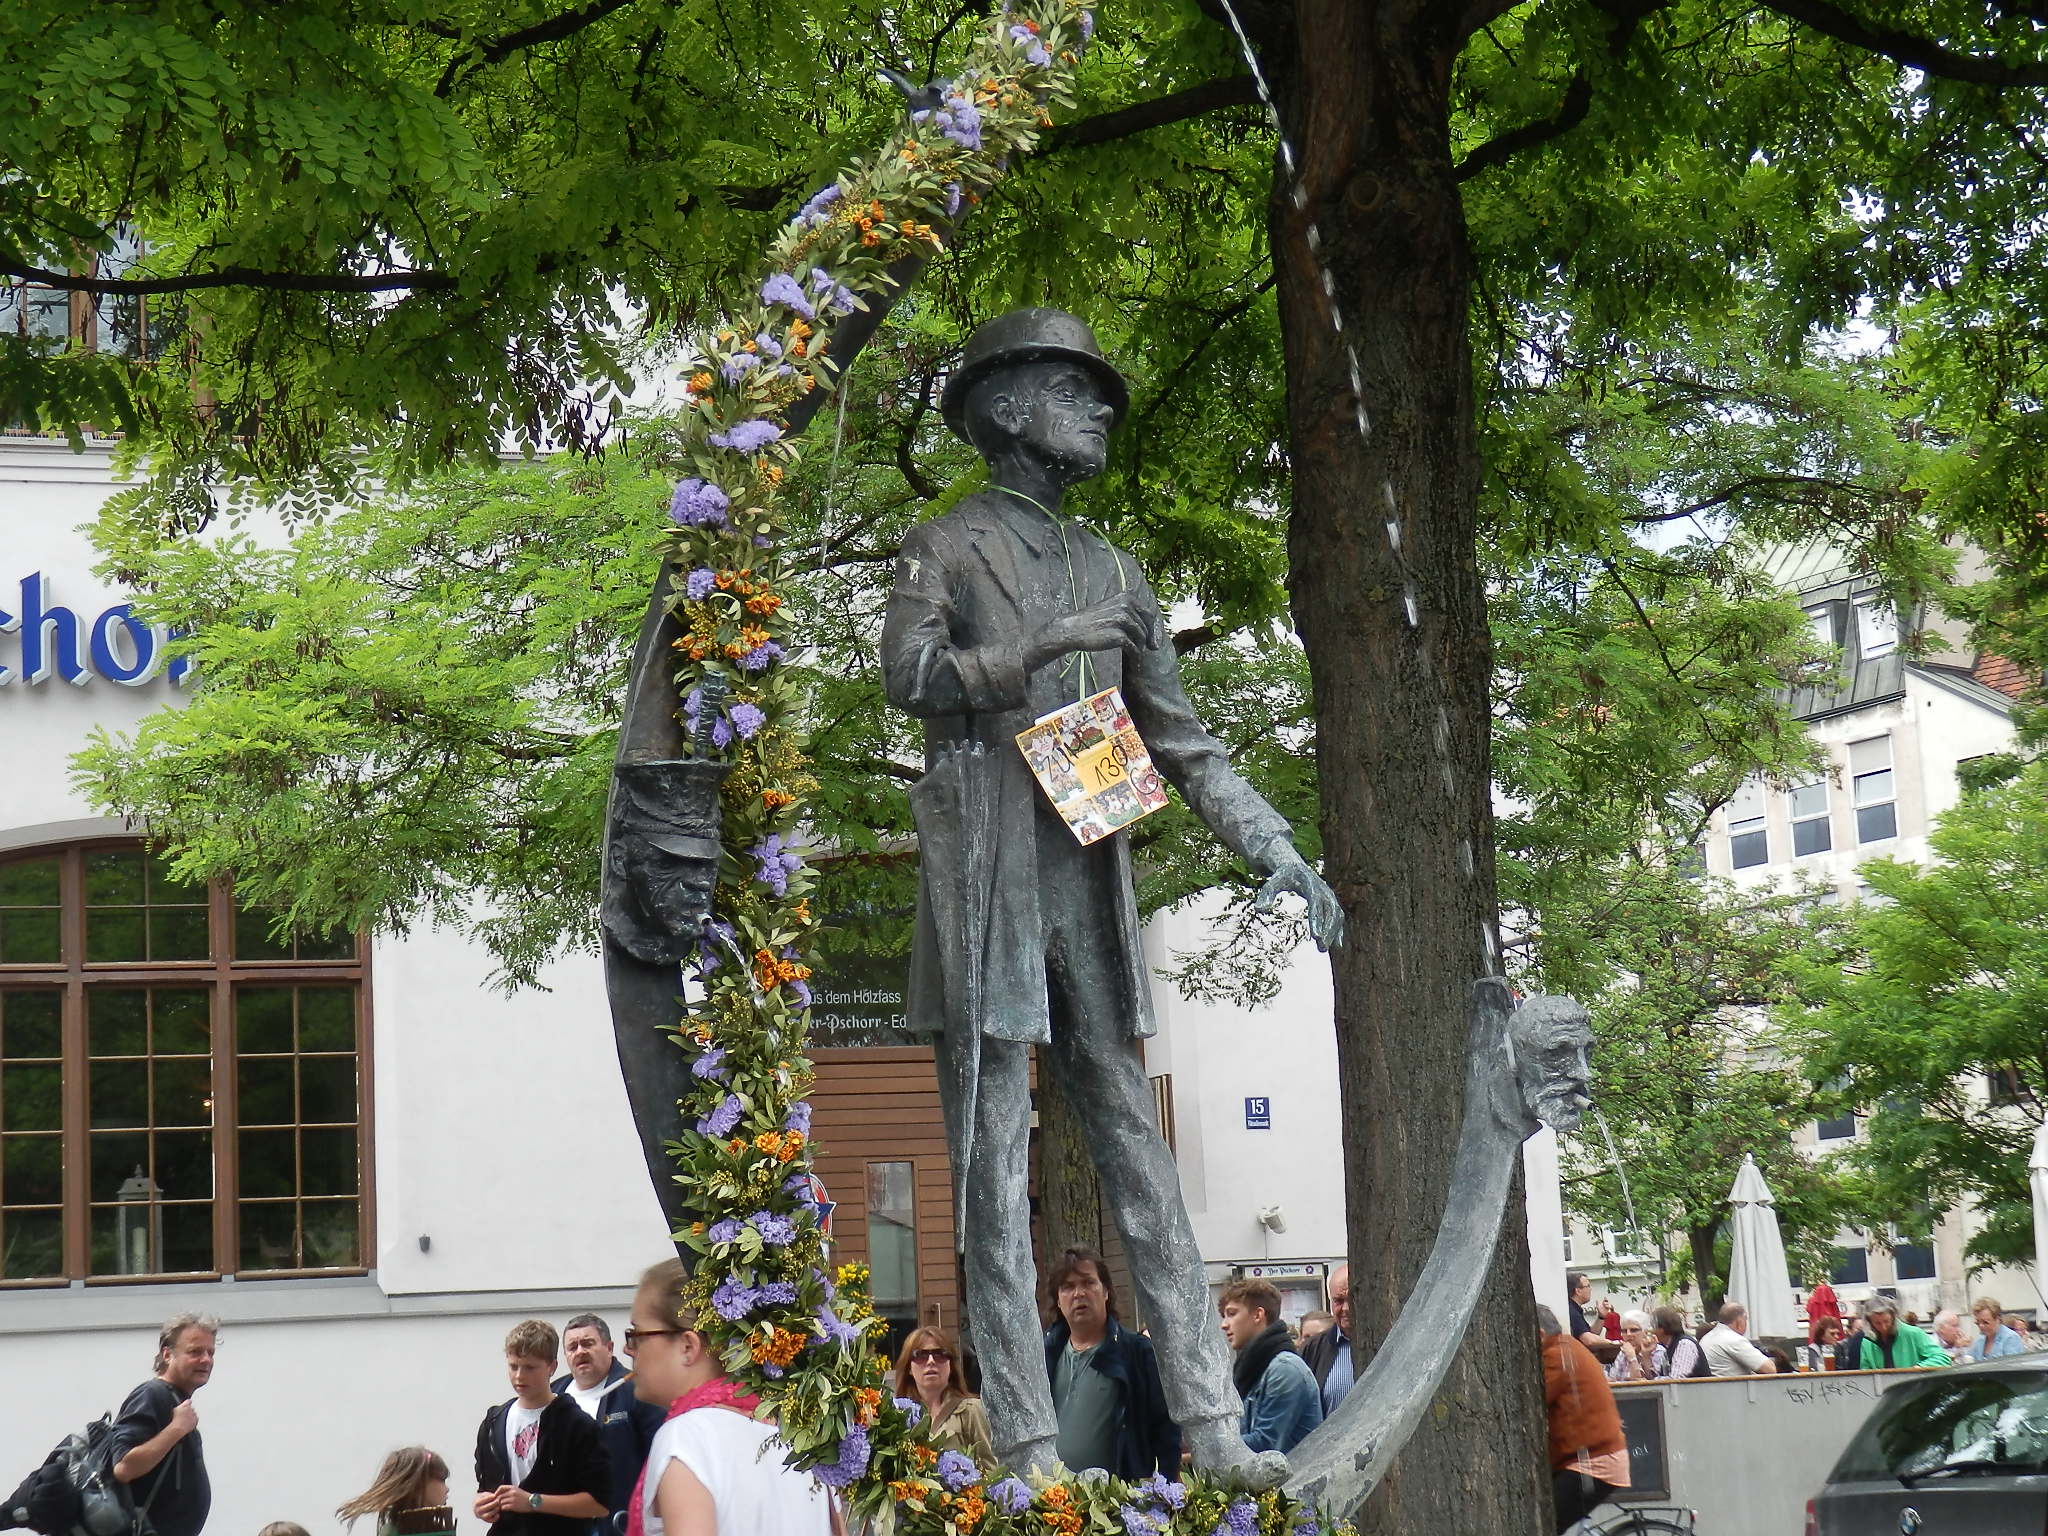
[1564,542,2045,1326]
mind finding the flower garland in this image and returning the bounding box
[652,3,1351,1532]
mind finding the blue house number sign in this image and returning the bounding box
[1244,1097,1271,1130]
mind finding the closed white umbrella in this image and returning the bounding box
[1725,1154,1798,1339]
[2030,1117,2048,1313]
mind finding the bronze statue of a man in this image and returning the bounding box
[881,308,1344,1479]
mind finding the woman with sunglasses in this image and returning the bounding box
[625,1260,840,1536]
[892,1327,996,1467]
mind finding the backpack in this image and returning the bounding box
[2,1414,166,1536]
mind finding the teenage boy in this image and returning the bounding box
[1217,1278,1322,1454]
[474,1320,612,1536]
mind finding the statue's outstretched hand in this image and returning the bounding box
[1254,853,1345,951]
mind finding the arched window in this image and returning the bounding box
[0,842,367,1285]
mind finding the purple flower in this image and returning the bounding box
[751,1210,797,1246]
[669,477,730,528]
[786,1172,816,1201]
[711,1276,756,1320]
[940,96,982,150]
[751,833,803,896]
[988,1479,1032,1515]
[794,184,842,229]
[783,1100,813,1136]
[936,1451,979,1492]
[814,1423,870,1488]
[808,267,856,316]
[756,1279,798,1305]
[893,1395,923,1428]
[739,639,784,673]
[1025,41,1049,65]
[1136,1476,1185,1511]
[696,1093,742,1137]
[709,418,784,453]
[707,1217,742,1244]
[761,1363,784,1378]
[1290,1512,1322,1536]
[1215,1498,1258,1536]
[721,352,760,385]
[1120,1508,1165,1536]
[815,1306,860,1346]
[760,272,815,319]
[696,918,734,973]
[710,715,734,749]
[1007,23,1034,41]
[944,181,962,219]
[754,330,783,359]
[1079,10,1094,40]
[730,702,766,739]
[788,977,812,1010]
[691,1046,730,1081]
[684,566,717,601]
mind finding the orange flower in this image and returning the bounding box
[754,1131,784,1156]
[727,1138,746,1155]
[791,339,808,357]
[686,371,713,394]
[789,318,813,339]
[745,593,782,616]
[764,465,784,484]
[763,789,796,809]
[749,1327,804,1369]
[908,1443,936,1470]
[861,232,880,247]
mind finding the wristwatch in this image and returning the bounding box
[527,1494,544,1512]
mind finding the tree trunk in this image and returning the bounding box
[1265,5,1547,1531]
[1690,1223,1724,1314]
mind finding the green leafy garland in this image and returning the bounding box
[650,4,1350,1532]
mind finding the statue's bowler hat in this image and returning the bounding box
[940,307,1129,442]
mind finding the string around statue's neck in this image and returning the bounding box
[997,483,1115,702]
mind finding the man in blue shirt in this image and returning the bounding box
[1300,1264,1355,1416]
[1219,1278,1321,1454]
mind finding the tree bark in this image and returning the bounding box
[1264,4,1547,1531]
[1690,1223,1724,1314]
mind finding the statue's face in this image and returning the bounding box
[984,360,1114,484]
[1512,997,1594,1132]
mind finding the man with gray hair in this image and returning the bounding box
[111,1313,218,1536]
[1700,1302,1777,1377]
[1931,1308,1970,1363]
[1853,1297,1949,1369]
[882,308,1342,1482]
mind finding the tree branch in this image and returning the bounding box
[1454,71,1593,182]
[1759,0,2048,86]
[1044,76,1260,152]
[0,255,459,296]
[437,0,645,96]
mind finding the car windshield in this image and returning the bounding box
[1833,1369,2048,1483]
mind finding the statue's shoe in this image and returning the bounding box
[1184,1417,1290,1489]
[996,1437,1068,1479]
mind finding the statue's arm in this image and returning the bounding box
[1119,570,1297,873]
[881,524,1029,719]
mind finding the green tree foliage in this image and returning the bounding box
[1782,758,2048,1272]
[1532,860,1855,1305]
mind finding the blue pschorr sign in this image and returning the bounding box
[0,572,194,688]
[1244,1096,1271,1130]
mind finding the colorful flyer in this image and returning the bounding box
[1015,685,1169,845]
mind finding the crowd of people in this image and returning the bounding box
[79,1259,2042,1536]
[82,1250,1364,1536]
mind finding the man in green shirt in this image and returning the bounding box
[1855,1299,1950,1370]
[1040,1247,1180,1478]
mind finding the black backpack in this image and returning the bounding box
[2,1415,166,1536]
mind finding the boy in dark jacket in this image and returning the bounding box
[474,1321,610,1536]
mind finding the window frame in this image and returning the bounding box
[862,1158,918,1317]
[0,841,372,1287]
[1850,735,1898,845]
[1727,778,1769,869]
[1788,779,1833,857]
[1855,600,1899,658]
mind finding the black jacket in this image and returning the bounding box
[474,1395,611,1536]
[112,1380,209,1536]
[1042,1317,1180,1480]
[1300,1326,1349,1392]
[549,1363,665,1535]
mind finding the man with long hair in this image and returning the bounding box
[110,1313,217,1536]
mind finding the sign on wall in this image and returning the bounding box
[807,917,917,1048]
[1244,1096,1272,1130]
[0,572,193,688]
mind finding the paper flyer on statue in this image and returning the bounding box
[1015,685,1169,845]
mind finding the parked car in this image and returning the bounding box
[1808,1353,2048,1534]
